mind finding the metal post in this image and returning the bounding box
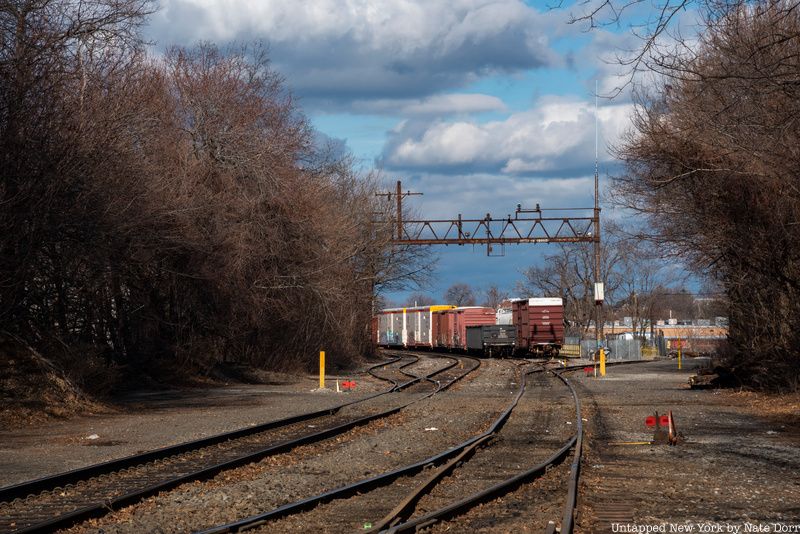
[594,148,602,365]
[319,350,326,389]
[396,180,402,241]
[600,347,606,376]
[593,83,603,372]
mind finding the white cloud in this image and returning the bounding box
[381,96,634,175]
[147,0,562,103]
[398,172,596,219]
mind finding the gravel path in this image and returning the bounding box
[574,358,800,533]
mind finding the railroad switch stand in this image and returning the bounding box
[645,410,681,445]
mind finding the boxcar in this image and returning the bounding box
[377,305,456,348]
[438,306,497,350]
[377,308,405,346]
[466,324,516,356]
[512,297,565,357]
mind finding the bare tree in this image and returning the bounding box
[444,283,477,306]
[0,2,433,397]
[404,293,438,307]
[481,285,509,309]
[613,1,800,388]
[517,241,623,336]
[0,0,152,379]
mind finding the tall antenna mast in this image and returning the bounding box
[595,80,599,177]
[593,80,604,365]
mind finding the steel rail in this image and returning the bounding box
[0,355,413,505]
[195,357,653,534]
[382,369,582,533]
[385,439,576,533]
[368,431,495,532]
[0,354,456,534]
[195,359,529,534]
[556,370,582,534]
[380,360,652,534]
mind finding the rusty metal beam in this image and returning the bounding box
[377,181,598,253]
[394,216,596,246]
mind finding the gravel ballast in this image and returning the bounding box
[67,358,520,533]
[4,355,798,533]
[0,364,394,487]
[575,358,800,533]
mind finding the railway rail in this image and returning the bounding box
[196,358,646,534]
[0,353,479,534]
[380,368,580,533]
[193,361,559,533]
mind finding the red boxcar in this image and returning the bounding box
[434,311,452,349]
[512,297,564,356]
[437,306,497,350]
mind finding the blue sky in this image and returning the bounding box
[143,0,651,305]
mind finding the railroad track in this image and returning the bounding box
[0,353,479,534]
[191,360,580,534]
[377,368,581,534]
[194,358,647,534]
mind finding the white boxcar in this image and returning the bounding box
[376,306,455,347]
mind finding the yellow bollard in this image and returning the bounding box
[319,350,326,389]
[677,337,682,370]
[600,347,606,377]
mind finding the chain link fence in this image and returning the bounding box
[567,335,671,361]
[606,337,643,361]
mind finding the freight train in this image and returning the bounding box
[374,298,564,358]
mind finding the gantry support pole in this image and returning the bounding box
[397,180,403,241]
[594,167,601,357]
[593,84,603,365]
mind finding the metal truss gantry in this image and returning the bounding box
[377,180,600,256]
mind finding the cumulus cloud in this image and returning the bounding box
[397,172,596,219]
[380,96,633,176]
[146,0,561,104]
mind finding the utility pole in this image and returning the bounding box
[396,180,402,240]
[376,180,423,241]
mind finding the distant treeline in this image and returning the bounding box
[0,1,427,390]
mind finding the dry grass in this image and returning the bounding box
[0,334,110,429]
[719,389,800,435]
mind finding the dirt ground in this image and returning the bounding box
[575,357,800,533]
[0,366,391,487]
